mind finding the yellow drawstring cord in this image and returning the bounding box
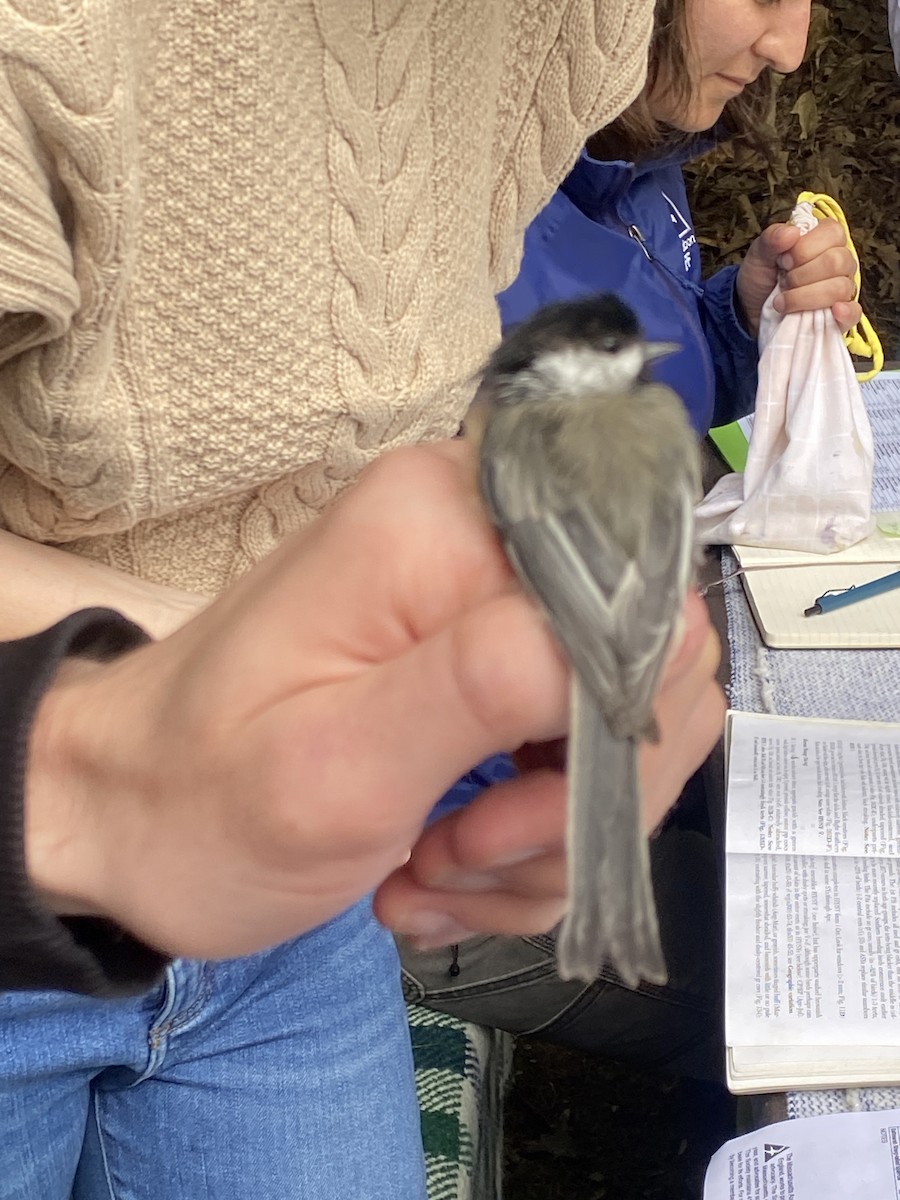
[796,190,884,382]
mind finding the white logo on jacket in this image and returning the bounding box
[661,191,697,273]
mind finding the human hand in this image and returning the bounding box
[0,528,208,641]
[375,589,725,949]
[736,218,861,338]
[24,441,574,960]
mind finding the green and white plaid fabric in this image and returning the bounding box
[409,1005,514,1200]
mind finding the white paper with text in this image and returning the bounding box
[703,1110,900,1200]
[726,711,900,1048]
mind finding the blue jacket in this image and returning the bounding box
[497,142,759,435]
[432,145,761,824]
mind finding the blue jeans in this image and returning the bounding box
[0,898,426,1199]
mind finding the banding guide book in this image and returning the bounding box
[725,709,900,1093]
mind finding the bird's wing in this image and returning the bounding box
[481,433,694,738]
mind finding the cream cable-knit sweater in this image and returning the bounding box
[0,0,650,595]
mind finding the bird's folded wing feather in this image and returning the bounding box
[481,443,693,736]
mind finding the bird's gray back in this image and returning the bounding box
[479,386,699,738]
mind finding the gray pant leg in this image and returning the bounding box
[399,826,723,1081]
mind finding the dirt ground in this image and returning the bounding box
[504,1042,702,1199]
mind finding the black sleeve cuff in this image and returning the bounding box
[0,609,171,996]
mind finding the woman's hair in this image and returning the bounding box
[588,0,776,163]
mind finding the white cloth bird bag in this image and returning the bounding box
[695,196,879,554]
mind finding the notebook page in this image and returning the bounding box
[740,561,900,648]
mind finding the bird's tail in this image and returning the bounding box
[556,675,667,988]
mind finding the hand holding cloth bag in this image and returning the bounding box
[695,197,876,554]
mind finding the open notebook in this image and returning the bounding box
[732,526,900,649]
[725,710,900,1094]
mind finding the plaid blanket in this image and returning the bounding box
[409,1004,514,1200]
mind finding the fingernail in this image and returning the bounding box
[772,294,785,313]
[777,253,793,270]
[395,911,471,946]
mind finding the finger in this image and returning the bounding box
[774,275,857,317]
[777,218,848,269]
[650,667,724,773]
[661,626,722,717]
[419,850,567,899]
[376,771,569,943]
[641,615,724,816]
[832,300,863,334]
[640,677,725,834]
[404,770,567,886]
[397,890,568,948]
[379,871,567,946]
[778,245,857,293]
[662,589,719,682]
[371,592,569,792]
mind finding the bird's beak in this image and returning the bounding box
[643,341,679,364]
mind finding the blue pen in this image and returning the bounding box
[804,567,900,617]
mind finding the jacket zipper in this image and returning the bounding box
[625,221,715,407]
[628,224,652,261]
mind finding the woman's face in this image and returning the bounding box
[649,0,813,132]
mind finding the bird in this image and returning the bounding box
[465,294,701,987]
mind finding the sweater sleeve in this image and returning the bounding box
[699,264,760,429]
[0,609,171,996]
[0,55,79,367]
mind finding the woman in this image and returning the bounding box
[0,3,668,1198]
[499,0,860,437]
[398,0,859,1079]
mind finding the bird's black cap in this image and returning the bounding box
[486,294,642,378]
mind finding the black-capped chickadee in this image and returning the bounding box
[466,295,701,987]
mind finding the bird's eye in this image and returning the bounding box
[601,335,620,353]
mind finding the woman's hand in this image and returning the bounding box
[736,217,861,338]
